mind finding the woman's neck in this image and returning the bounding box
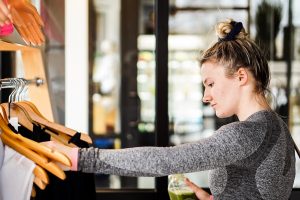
[237,94,270,121]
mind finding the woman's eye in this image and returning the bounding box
[208,83,214,87]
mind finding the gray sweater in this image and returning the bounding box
[78,110,295,200]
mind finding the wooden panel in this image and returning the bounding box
[0,40,54,121]
[0,40,36,51]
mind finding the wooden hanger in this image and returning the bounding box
[2,101,76,147]
[0,107,50,189]
[2,102,92,144]
[33,165,49,184]
[19,101,78,147]
[1,102,82,147]
[31,186,36,198]
[34,176,47,190]
[33,166,49,191]
[17,101,92,144]
[0,133,66,180]
[0,107,71,166]
[0,111,70,180]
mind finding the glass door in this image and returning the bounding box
[89,0,159,194]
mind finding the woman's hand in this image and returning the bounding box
[185,178,212,200]
[41,141,79,171]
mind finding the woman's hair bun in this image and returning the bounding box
[216,19,248,41]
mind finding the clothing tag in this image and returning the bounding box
[9,117,19,132]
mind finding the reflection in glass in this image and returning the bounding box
[41,0,66,123]
[93,40,120,135]
[174,0,248,8]
[91,0,122,189]
[169,10,248,35]
[91,0,156,189]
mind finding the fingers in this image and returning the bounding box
[0,0,12,25]
[16,26,31,45]
[0,11,8,26]
[10,6,21,25]
[185,178,201,192]
[13,14,44,46]
[7,0,45,46]
[11,9,30,44]
[26,3,44,26]
[27,13,44,45]
[185,178,211,200]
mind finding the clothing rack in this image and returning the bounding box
[0,78,44,109]
[0,40,54,121]
[0,77,44,89]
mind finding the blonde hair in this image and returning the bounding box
[200,19,270,95]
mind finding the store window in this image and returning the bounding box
[90,0,156,189]
[89,0,300,195]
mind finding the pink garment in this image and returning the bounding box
[210,195,214,200]
[0,0,13,36]
[0,23,13,36]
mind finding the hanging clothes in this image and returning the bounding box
[0,145,35,200]
[5,115,96,200]
[21,128,97,200]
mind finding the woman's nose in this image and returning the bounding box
[202,96,210,103]
[202,91,211,103]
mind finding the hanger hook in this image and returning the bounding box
[8,78,17,103]
[20,78,28,101]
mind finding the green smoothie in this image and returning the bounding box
[168,188,197,200]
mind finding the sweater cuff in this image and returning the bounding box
[77,148,83,171]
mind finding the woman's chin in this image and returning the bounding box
[216,111,232,118]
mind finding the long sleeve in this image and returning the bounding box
[78,120,266,177]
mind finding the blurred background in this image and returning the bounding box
[1,0,300,199]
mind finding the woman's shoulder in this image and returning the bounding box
[219,110,278,131]
[216,117,269,143]
[218,119,267,134]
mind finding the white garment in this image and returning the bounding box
[0,145,35,200]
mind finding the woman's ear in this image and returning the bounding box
[236,68,248,85]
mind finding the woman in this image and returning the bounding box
[50,19,296,200]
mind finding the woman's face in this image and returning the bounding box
[201,61,240,118]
